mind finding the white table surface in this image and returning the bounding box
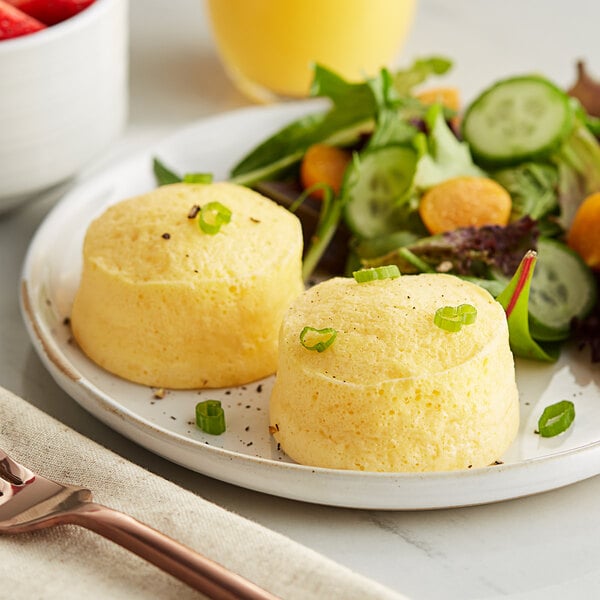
[3,1,600,598]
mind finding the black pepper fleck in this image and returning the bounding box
[162,233,171,239]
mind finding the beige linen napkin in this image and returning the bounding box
[0,385,407,600]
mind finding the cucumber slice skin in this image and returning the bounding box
[462,75,573,167]
[528,238,597,341]
[343,145,418,239]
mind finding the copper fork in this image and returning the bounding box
[0,448,278,600]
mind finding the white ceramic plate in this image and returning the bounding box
[21,101,600,510]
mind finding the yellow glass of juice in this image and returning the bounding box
[205,0,417,102]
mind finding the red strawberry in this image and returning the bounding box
[0,0,45,39]
[5,0,95,26]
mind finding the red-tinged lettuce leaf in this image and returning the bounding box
[362,217,539,278]
[496,250,558,362]
[567,60,600,118]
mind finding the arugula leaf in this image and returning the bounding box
[366,68,421,149]
[393,56,453,96]
[496,250,558,362]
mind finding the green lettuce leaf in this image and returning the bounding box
[365,68,420,149]
[492,162,559,221]
[553,115,600,229]
[413,104,486,191]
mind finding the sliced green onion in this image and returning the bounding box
[195,400,226,435]
[353,265,401,283]
[198,201,232,234]
[183,172,213,184]
[537,400,575,438]
[299,326,337,352]
[457,303,477,324]
[434,303,478,332]
[434,306,463,332]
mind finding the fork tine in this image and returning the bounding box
[0,476,12,500]
[0,449,35,486]
[0,449,278,598]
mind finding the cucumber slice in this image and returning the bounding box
[528,238,597,341]
[462,76,573,166]
[343,145,418,239]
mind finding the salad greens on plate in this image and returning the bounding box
[154,56,600,371]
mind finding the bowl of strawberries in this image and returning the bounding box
[0,0,128,211]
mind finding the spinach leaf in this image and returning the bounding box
[230,58,454,187]
[230,65,377,185]
[153,158,182,186]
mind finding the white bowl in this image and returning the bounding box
[0,0,128,212]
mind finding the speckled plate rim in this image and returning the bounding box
[20,101,600,510]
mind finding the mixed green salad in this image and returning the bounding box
[155,57,600,367]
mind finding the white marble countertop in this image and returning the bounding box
[2,1,600,598]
